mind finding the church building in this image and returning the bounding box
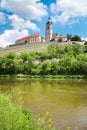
[45,17,67,42]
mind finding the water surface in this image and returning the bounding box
[0,78,87,130]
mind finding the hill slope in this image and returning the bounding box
[0,43,49,56]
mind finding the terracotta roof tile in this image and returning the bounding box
[16,34,41,42]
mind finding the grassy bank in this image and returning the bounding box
[0,74,87,79]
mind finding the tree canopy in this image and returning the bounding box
[0,44,87,76]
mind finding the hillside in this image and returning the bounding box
[0,43,87,76]
[0,43,49,56]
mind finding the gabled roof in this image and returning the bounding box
[16,34,41,42]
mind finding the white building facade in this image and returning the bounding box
[16,34,45,45]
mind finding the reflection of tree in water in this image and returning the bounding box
[0,78,87,104]
[0,79,23,106]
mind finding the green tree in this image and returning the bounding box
[58,37,62,42]
[20,53,29,63]
[37,61,51,75]
[48,44,64,58]
[50,61,60,75]
[67,34,72,41]
[71,35,81,41]
[58,56,79,74]
[84,42,87,45]
[22,59,34,74]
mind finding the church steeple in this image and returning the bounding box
[46,17,53,42]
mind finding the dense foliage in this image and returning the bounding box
[67,34,81,41]
[0,44,87,76]
[0,94,55,130]
[71,35,81,41]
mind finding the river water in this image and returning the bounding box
[0,78,87,130]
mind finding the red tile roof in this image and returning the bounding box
[16,34,41,42]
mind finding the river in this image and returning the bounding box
[0,78,87,130]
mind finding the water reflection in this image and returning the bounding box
[0,78,87,130]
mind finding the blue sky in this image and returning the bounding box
[0,0,87,47]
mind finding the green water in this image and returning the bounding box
[0,78,87,130]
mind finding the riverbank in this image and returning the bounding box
[0,74,87,79]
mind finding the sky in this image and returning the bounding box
[0,0,87,47]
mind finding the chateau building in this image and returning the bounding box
[16,34,45,45]
[52,33,67,42]
[15,17,67,45]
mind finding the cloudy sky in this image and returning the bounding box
[0,0,87,47]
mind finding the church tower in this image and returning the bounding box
[46,17,53,42]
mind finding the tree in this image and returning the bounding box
[48,44,64,58]
[71,35,81,41]
[37,61,51,75]
[22,59,34,74]
[59,56,79,74]
[50,61,60,75]
[67,34,72,41]
[84,42,87,45]
[20,53,29,63]
[58,37,62,42]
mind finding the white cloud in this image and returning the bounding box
[50,0,87,24]
[81,37,87,41]
[1,0,48,20]
[9,14,39,31]
[0,0,46,47]
[0,12,6,24]
[0,29,29,47]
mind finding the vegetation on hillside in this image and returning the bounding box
[0,44,87,76]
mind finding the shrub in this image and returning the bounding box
[0,94,55,130]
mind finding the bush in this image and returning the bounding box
[84,42,87,45]
[0,44,86,76]
[0,94,55,130]
[0,94,29,130]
